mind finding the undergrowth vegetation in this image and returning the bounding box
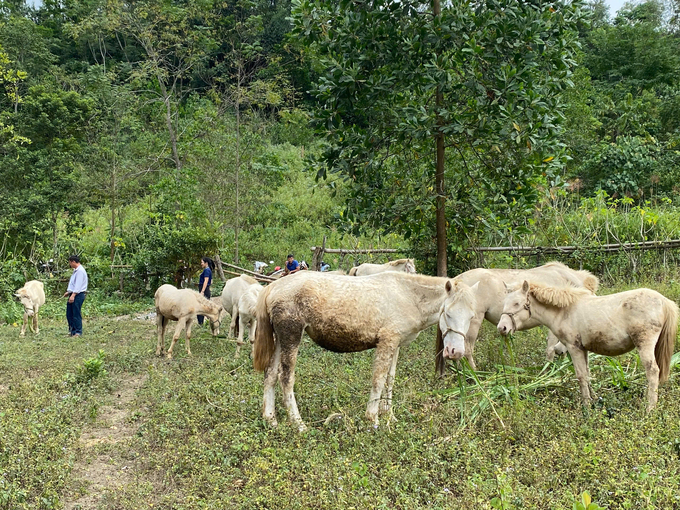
[2,279,680,509]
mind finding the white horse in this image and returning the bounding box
[436,262,599,374]
[155,284,226,359]
[348,258,416,276]
[252,271,477,431]
[498,281,678,411]
[15,280,46,337]
[220,274,260,356]
[237,284,263,357]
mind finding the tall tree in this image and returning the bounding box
[293,0,584,273]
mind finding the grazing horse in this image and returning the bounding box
[237,284,263,357]
[435,262,599,374]
[498,281,678,411]
[220,274,260,356]
[348,258,416,276]
[155,284,226,359]
[15,280,46,337]
[252,271,476,431]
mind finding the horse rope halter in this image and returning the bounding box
[500,292,532,332]
[440,309,468,342]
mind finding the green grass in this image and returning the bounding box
[2,284,680,509]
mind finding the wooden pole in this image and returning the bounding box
[221,262,276,281]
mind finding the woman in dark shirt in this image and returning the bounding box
[197,256,215,325]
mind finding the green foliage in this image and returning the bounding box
[293,0,584,268]
[572,491,606,510]
[68,349,108,386]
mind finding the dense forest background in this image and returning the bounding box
[2,0,680,296]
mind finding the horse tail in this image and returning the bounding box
[656,298,678,385]
[580,271,599,294]
[348,267,358,276]
[253,285,275,372]
[435,326,446,377]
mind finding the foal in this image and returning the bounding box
[498,281,678,411]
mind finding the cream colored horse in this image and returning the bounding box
[253,271,475,431]
[155,284,226,359]
[498,281,678,411]
[237,284,263,357]
[436,262,598,374]
[15,280,46,337]
[220,274,260,354]
[348,258,416,276]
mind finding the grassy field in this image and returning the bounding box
[2,282,680,509]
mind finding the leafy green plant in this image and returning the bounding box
[573,491,606,510]
[68,350,108,386]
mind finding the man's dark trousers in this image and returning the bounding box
[66,292,86,335]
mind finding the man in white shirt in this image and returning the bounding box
[63,255,88,336]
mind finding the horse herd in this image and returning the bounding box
[14,259,679,432]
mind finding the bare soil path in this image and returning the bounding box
[63,373,147,510]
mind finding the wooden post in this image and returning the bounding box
[214,253,227,281]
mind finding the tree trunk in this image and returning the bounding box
[110,169,116,274]
[234,65,242,265]
[157,76,182,173]
[433,0,447,277]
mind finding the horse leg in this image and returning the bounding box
[235,315,247,358]
[565,342,592,407]
[229,304,238,338]
[249,320,257,359]
[584,352,597,401]
[156,314,165,356]
[638,338,661,412]
[20,310,28,337]
[33,306,39,335]
[464,315,484,370]
[262,341,282,428]
[167,317,187,359]
[379,346,400,422]
[545,331,560,361]
[185,317,194,356]
[366,343,397,426]
[279,340,306,432]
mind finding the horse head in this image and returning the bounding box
[209,303,228,337]
[497,280,531,335]
[438,280,478,360]
[14,290,35,316]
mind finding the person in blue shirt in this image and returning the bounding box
[284,254,300,276]
[197,256,215,325]
[63,254,88,337]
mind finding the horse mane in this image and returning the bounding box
[446,280,477,308]
[194,290,221,313]
[541,261,568,270]
[240,274,258,285]
[578,271,599,293]
[387,258,411,266]
[541,261,599,293]
[528,281,591,308]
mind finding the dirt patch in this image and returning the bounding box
[63,374,147,510]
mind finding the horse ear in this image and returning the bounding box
[445,280,452,293]
[470,281,480,292]
[522,280,529,293]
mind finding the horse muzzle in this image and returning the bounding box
[497,316,515,336]
[443,345,464,360]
